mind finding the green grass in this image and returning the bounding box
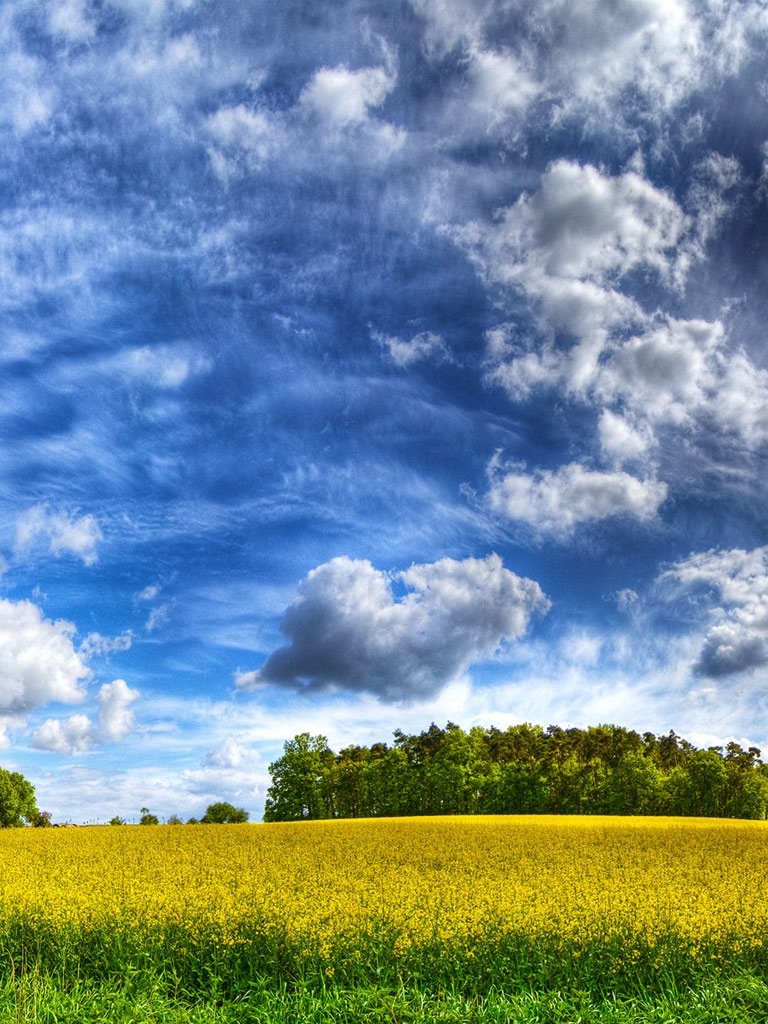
[2,974,768,1024]
[2,921,768,1021]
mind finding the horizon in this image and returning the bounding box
[3,0,768,823]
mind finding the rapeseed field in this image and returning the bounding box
[3,816,768,1020]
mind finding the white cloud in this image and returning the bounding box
[413,0,767,130]
[182,737,263,801]
[31,714,93,756]
[456,161,689,401]
[300,64,396,126]
[15,506,103,566]
[233,668,265,691]
[598,410,652,463]
[374,329,448,367]
[456,159,686,306]
[601,318,724,427]
[659,547,768,679]
[78,632,133,660]
[48,0,96,42]
[30,678,139,755]
[243,553,549,701]
[204,104,273,180]
[97,679,140,743]
[0,600,89,711]
[487,458,667,534]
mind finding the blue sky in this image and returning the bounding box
[4,0,768,822]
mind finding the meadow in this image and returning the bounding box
[3,816,768,1021]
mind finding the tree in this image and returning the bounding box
[109,816,125,826]
[201,802,249,824]
[264,733,334,821]
[139,807,159,825]
[0,768,38,827]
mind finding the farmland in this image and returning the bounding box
[3,817,768,1021]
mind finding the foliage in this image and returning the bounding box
[264,722,768,821]
[264,732,334,822]
[109,816,125,826]
[200,802,249,824]
[139,807,159,825]
[0,767,38,827]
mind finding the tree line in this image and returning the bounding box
[264,722,768,822]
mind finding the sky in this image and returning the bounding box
[3,0,768,823]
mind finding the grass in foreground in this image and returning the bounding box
[3,974,768,1024]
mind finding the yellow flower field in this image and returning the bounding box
[1,814,767,962]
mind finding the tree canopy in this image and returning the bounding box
[201,802,249,824]
[0,768,39,827]
[263,723,768,822]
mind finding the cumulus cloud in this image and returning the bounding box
[31,678,139,755]
[97,679,140,743]
[300,64,396,126]
[600,318,724,427]
[241,554,549,701]
[182,737,263,799]
[414,0,767,128]
[487,458,667,535]
[695,624,768,678]
[0,599,89,711]
[31,714,93,756]
[15,506,103,566]
[659,547,768,679]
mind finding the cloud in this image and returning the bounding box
[15,506,103,566]
[413,0,767,131]
[659,547,768,679]
[30,678,140,755]
[97,679,140,743]
[600,317,724,428]
[31,714,93,756]
[487,458,667,535]
[204,104,273,180]
[456,161,686,343]
[0,599,89,711]
[243,553,549,701]
[182,737,263,799]
[695,624,768,678]
[78,632,134,660]
[373,329,448,367]
[300,64,396,127]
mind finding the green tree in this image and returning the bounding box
[201,802,249,824]
[264,733,333,821]
[139,807,159,825]
[109,816,125,826]
[0,768,38,827]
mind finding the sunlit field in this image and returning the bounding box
[5,816,768,1022]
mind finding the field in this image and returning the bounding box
[3,816,768,1021]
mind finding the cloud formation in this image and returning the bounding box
[659,547,768,679]
[245,554,549,701]
[15,506,102,566]
[31,678,140,755]
[0,600,89,712]
[487,459,667,535]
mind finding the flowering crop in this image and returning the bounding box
[1,816,767,993]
